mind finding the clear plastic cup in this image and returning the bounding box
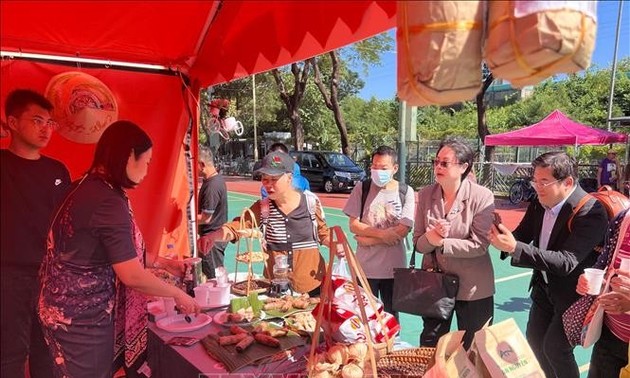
[275,255,288,268]
[584,268,605,295]
[193,286,210,306]
[163,297,177,317]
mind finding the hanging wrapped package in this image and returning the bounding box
[485,1,597,88]
[397,1,483,106]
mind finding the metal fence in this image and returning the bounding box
[217,157,256,177]
[403,161,599,196]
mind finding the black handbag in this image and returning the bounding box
[392,250,459,320]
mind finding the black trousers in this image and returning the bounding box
[367,278,397,320]
[588,323,628,378]
[1,267,54,378]
[420,296,493,350]
[527,283,579,378]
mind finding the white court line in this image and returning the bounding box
[493,271,590,375]
[495,271,532,283]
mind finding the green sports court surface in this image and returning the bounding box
[222,191,593,376]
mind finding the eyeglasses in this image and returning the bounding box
[530,178,563,189]
[21,117,59,130]
[432,159,461,169]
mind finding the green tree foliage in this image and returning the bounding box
[342,97,398,157]
[201,53,628,165]
[413,58,629,163]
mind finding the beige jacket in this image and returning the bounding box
[412,179,495,301]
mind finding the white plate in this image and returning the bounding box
[155,313,212,333]
[213,310,266,327]
[200,302,230,311]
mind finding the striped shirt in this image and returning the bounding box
[265,195,319,252]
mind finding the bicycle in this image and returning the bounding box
[205,99,244,140]
[509,177,537,204]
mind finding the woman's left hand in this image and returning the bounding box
[597,291,630,314]
[610,270,630,296]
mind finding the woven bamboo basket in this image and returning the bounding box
[387,347,436,358]
[377,353,434,378]
[308,226,395,377]
[233,208,269,296]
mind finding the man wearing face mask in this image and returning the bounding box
[343,146,415,318]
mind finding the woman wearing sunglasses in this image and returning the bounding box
[412,137,495,350]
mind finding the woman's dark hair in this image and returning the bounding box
[437,137,474,180]
[90,120,152,188]
[532,151,578,183]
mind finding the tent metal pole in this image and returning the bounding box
[606,0,624,131]
[398,101,407,184]
[253,74,259,161]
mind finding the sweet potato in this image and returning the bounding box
[235,336,255,353]
[218,333,248,346]
[253,332,280,348]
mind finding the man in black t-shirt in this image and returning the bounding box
[1,89,70,377]
[197,148,228,279]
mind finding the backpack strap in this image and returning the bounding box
[568,194,594,232]
[568,194,607,254]
[399,183,409,204]
[304,190,322,242]
[360,179,371,221]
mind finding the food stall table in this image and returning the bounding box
[147,310,309,377]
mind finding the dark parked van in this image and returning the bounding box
[289,151,366,193]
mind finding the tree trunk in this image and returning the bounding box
[311,52,352,156]
[271,61,311,151]
[477,71,495,163]
[476,69,495,187]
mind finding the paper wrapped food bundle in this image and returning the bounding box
[485,1,597,88]
[397,1,483,106]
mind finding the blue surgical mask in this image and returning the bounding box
[371,169,393,187]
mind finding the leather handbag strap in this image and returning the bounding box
[409,249,440,271]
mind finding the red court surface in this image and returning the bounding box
[224,176,527,230]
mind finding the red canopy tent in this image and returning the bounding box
[0,1,396,257]
[485,110,628,147]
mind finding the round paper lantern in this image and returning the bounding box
[45,71,118,144]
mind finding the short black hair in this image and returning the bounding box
[90,121,153,189]
[5,89,53,119]
[532,151,578,183]
[437,137,474,180]
[269,142,289,154]
[371,145,398,165]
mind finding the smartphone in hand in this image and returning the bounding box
[493,212,503,232]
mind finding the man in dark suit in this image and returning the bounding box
[489,151,608,378]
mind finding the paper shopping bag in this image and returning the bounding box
[471,318,545,378]
[424,330,479,378]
